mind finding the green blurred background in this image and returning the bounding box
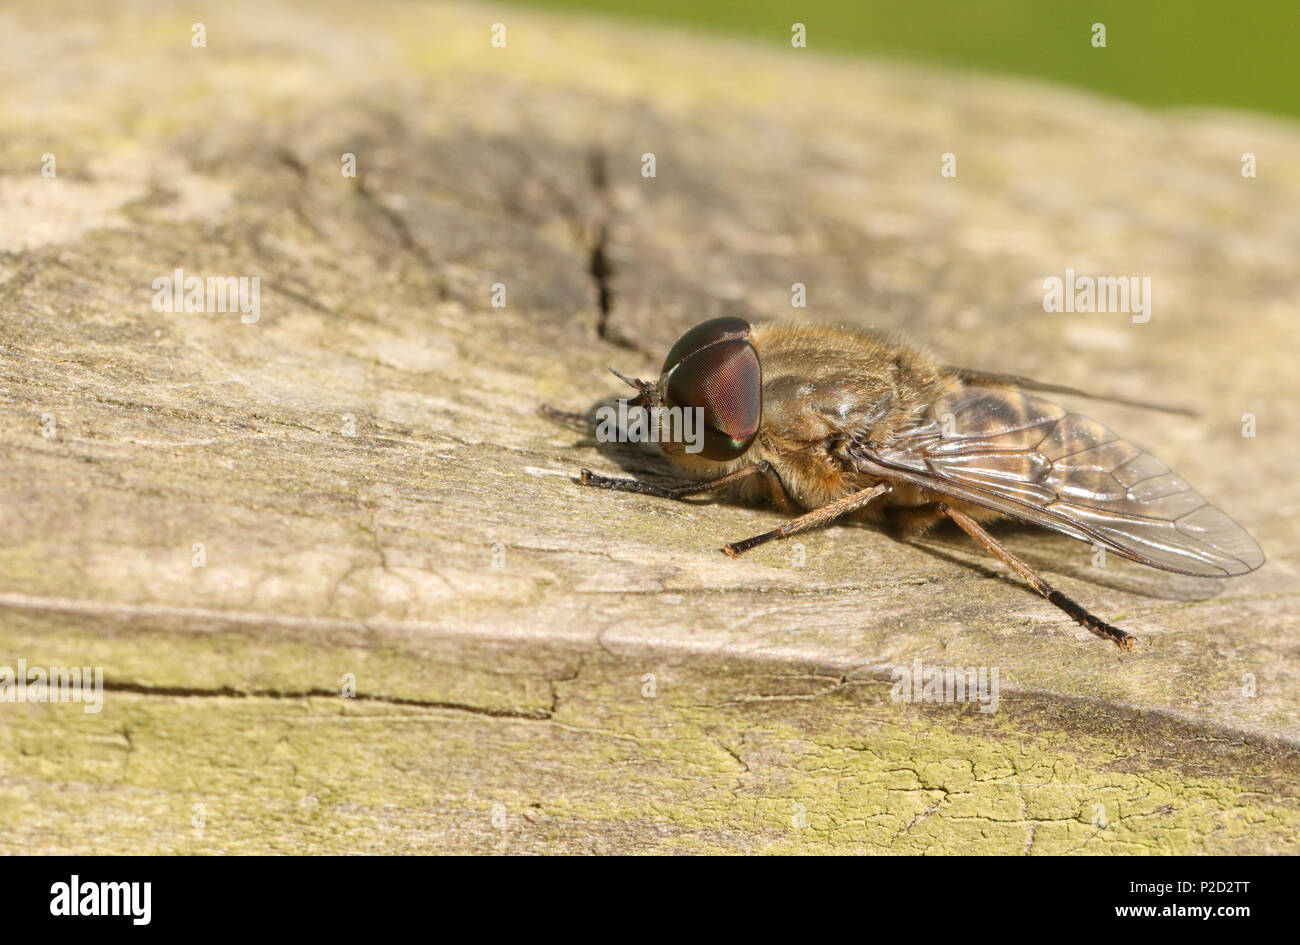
[510,0,1299,121]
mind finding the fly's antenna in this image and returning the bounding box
[607,367,643,389]
[608,366,655,407]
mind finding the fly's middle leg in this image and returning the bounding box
[722,483,891,557]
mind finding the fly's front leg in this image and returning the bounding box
[722,483,890,557]
[937,501,1136,650]
[756,462,795,513]
[580,462,783,501]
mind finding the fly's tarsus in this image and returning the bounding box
[580,464,774,500]
[1045,589,1137,650]
[578,468,668,496]
[722,532,775,557]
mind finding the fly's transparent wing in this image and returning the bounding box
[856,386,1264,578]
[944,366,1194,415]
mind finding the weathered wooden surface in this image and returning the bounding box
[1,0,1298,854]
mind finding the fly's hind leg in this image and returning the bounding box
[936,501,1136,650]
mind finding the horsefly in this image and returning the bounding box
[551,317,1264,649]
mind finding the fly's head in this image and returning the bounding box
[610,316,763,463]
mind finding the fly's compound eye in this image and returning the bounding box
[661,316,754,375]
[662,318,761,460]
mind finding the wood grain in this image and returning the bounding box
[1,0,1297,853]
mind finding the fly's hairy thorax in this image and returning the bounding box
[665,322,961,512]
